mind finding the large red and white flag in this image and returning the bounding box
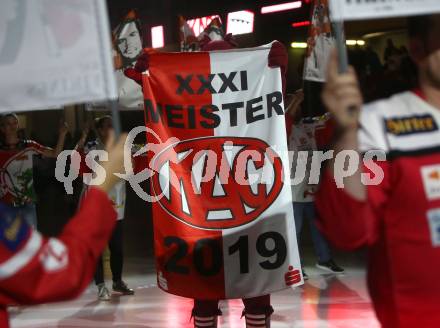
[142,44,303,299]
[303,0,335,82]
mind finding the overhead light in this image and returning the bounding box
[261,1,302,14]
[151,26,164,48]
[363,29,406,39]
[292,20,311,28]
[291,42,307,49]
[227,10,255,35]
[346,40,366,46]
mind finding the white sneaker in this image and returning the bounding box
[315,260,345,274]
[97,283,111,301]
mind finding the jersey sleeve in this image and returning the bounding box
[26,140,51,155]
[77,149,92,175]
[315,160,390,250]
[133,155,148,174]
[315,103,392,250]
[359,102,390,153]
[77,141,99,175]
[0,187,117,305]
[315,115,335,150]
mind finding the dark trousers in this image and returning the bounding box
[293,202,331,264]
[95,220,124,285]
[193,295,273,317]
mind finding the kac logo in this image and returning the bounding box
[151,137,284,230]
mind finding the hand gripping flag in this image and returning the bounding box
[142,44,303,300]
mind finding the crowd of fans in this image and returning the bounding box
[349,38,418,102]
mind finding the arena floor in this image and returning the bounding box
[9,255,379,328]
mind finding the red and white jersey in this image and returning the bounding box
[0,187,117,328]
[0,140,49,206]
[316,91,440,327]
[288,114,330,202]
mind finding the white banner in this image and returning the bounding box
[0,0,117,112]
[330,0,440,21]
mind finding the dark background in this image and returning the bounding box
[29,0,409,260]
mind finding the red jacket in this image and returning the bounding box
[316,92,440,327]
[0,188,117,327]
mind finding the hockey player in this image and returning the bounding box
[316,14,440,327]
[0,132,127,328]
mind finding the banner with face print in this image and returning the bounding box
[0,0,117,112]
[142,44,303,299]
[112,10,144,110]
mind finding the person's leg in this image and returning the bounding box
[109,221,123,282]
[293,202,308,279]
[293,202,305,242]
[95,255,110,301]
[94,255,105,286]
[303,202,332,263]
[109,220,134,295]
[242,295,273,328]
[19,204,37,229]
[192,299,221,328]
[304,203,344,273]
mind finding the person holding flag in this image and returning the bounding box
[0,113,68,228]
[124,27,295,327]
[317,14,440,327]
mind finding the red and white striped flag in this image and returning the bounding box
[142,44,303,299]
[303,0,335,82]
